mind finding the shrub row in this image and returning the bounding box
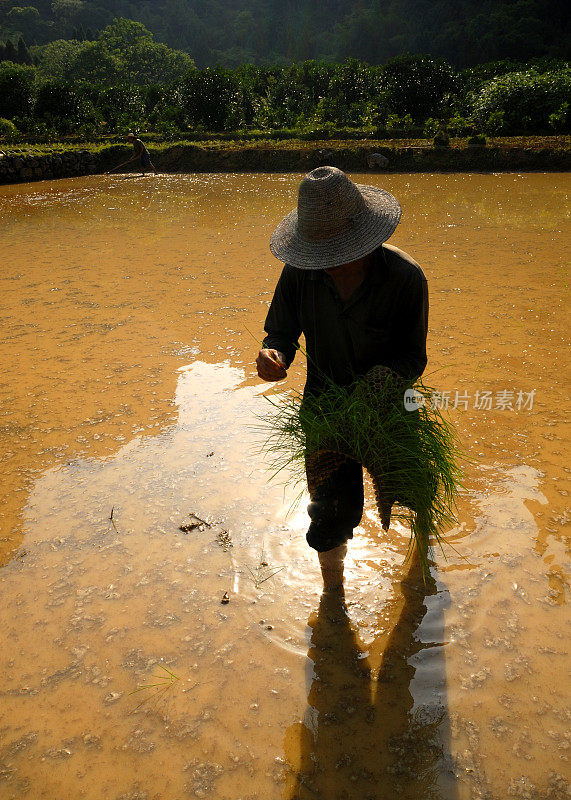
[0,55,568,140]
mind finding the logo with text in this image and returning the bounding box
[403,388,536,412]
[403,388,426,411]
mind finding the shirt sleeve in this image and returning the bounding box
[262,265,302,368]
[389,269,429,381]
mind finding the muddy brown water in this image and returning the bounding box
[0,172,569,800]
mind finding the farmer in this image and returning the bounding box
[256,166,428,590]
[126,132,157,175]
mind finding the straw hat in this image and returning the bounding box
[270,166,401,270]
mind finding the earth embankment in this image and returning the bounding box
[0,136,569,184]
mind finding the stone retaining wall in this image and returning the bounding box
[0,142,569,185]
[0,149,98,183]
[156,143,570,173]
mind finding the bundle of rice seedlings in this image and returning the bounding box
[260,365,462,578]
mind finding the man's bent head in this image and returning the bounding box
[269,166,401,271]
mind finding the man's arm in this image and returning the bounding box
[257,266,302,381]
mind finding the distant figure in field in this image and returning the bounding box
[126,132,157,175]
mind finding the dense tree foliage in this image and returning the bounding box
[0,60,35,117]
[471,69,571,132]
[379,55,458,119]
[0,47,568,140]
[20,18,194,83]
[0,0,568,68]
[0,11,568,139]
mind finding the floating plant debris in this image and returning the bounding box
[178,513,211,533]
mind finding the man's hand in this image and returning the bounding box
[256,349,287,381]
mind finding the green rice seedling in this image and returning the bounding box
[129,665,180,712]
[258,365,462,580]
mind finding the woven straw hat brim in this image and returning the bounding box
[270,184,401,270]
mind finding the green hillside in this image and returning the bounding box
[1,0,569,67]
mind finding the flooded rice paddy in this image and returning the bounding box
[0,172,569,800]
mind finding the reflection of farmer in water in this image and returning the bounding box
[282,557,455,800]
[256,167,429,591]
[126,132,157,175]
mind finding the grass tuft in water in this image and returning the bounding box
[129,665,180,712]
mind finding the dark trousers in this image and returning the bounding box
[306,458,364,552]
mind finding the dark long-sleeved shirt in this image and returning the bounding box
[262,243,429,394]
